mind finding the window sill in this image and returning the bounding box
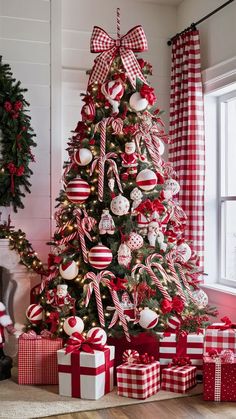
[202,283,236,296]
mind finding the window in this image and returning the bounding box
[218,92,236,287]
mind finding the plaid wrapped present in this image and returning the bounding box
[18,331,63,385]
[161,365,197,393]
[203,354,236,401]
[117,361,160,399]
[204,318,236,354]
[158,332,204,375]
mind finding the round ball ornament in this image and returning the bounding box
[158,139,165,156]
[126,232,143,250]
[63,316,84,336]
[129,92,148,112]
[26,304,43,324]
[139,307,159,329]
[136,169,157,191]
[192,289,209,308]
[88,244,113,270]
[59,260,79,280]
[87,327,107,346]
[66,176,90,203]
[177,242,192,263]
[110,194,130,216]
[74,148,93,166]
[164,179,180,196]
[101,80,125,114]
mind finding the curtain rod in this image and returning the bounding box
[167,0,235,46]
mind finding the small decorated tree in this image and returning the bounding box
[27,12,215,341]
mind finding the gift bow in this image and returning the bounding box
[20,330,52,339]
[169,356,192,367]
[89,25,148,88]
[65,330,105,354]
[122,350,155,365]
[209,316,236,330]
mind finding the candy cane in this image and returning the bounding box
[117,7,120,39]
[84,272,105,327]
[55,232,77,246]
[175,263,198,304]
[90,152,123,201]
[106,284,130,342]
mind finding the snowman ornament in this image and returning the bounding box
[99,209,115,235]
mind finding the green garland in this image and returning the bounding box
[0,56,36,211]
[0,222,46,275]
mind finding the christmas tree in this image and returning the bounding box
[26,12,215,341]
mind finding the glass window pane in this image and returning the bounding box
[225,98,236,196]
[221,200,236,281]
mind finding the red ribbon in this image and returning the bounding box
[168,356,192,367]
[89,25,148,88]
[65,331,105,354]
[58,347,113,398]
[208,317,236,331]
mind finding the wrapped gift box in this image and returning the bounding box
[57,346,115,399]
[203,356,236,401]
[18,335,63,385]
[161,365,196,393]
[204,323,236,354]
[158,332,204,375]
[117,361,160,399]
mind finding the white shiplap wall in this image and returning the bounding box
[0,0,51,261]
[61,0,176,164]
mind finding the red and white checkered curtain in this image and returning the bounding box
[169,29,205,267]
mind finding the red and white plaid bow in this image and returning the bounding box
[89,25,148,88]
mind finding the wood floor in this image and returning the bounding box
[42,395,236,419]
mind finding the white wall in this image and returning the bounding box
[0,0,52,262]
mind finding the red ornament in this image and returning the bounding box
[26,304,43,324]
[66,177,90,203]
[88,244,113,270]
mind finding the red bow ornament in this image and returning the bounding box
[89,25,148,88]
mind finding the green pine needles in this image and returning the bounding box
[0,56,36,211]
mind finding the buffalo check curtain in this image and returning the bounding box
[169,29,205,267]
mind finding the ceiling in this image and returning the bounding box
[137,0,183,5]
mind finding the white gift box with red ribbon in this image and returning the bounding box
[157,332,204,375]
[57,346,115,400]
[161,365,197,393]
[117,361,160,399]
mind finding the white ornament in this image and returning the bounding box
[177,243,192,262]
[108,177,115,192]
[129,92,148,112]
[99,209,115,235]
[118,243,132,268]
[147,220,160,247]
[130,187,143,213]
[158,139,165,156]
[63,316,84,336]
[110,194,130,216]
[59,260,79,280]
[136,169,157,191]
[74,148,93,166]
[164,179,180,195]
[87,327,107,346]
[192,289,209,308]
[101,80,124,114]
[126,232,143,250]
[139,307,159,329]
[26,304,43,324]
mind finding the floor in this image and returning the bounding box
[43,395,236,419]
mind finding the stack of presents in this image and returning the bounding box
[17,317,236,401]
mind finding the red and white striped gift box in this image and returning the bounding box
[157,332,204,375]
[204,323,236,354]
[117,361,160,399]
[161,365,196,393]
[18,336,63,385]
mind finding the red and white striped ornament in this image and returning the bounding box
[167,315,181,331]
[88,244,113,270]
[81,101,95,122]
[87,327,107,346]
[63,316,84,336]
[59,260,79,280]
[101,80,124,114]
[122,349,140,364]
[74,148,93,166]
[66,177,90,203]
[139,307,159,329]
[126,232,143,250]
[136,169,157,191]
[26,304,43,324]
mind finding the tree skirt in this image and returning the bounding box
[0,369,202,419]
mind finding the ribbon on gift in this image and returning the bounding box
[65,330,105,354]
[90,152,123,202]
[206,349,235,401]
[208,316,236,331]
[168,356,192,367]
[122,349,155,365]
[88,25,148,88]
[58,346,113,398]
[20,330,53,340]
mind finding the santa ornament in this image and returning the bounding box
[101,79,124,114]
[147,218,167,251]
[129,92,148,112]
[59,260,79,280]
[66,177,90,203]
[126,232,143,250]
[74,148,93,166]
[121,141,139,179]
[139,307,159,329]
[98,209,115,235]
[136,169,157,191]
[118,243,132,268]
[88,244,113,269]
[120,292,135,321]
[26,304,43,324]
[46,284,75,312]
[110,194,130,216]
[63,316,84,336]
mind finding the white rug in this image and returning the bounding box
[0,368,203,419]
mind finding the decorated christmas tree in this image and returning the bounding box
[26,12,215,342]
